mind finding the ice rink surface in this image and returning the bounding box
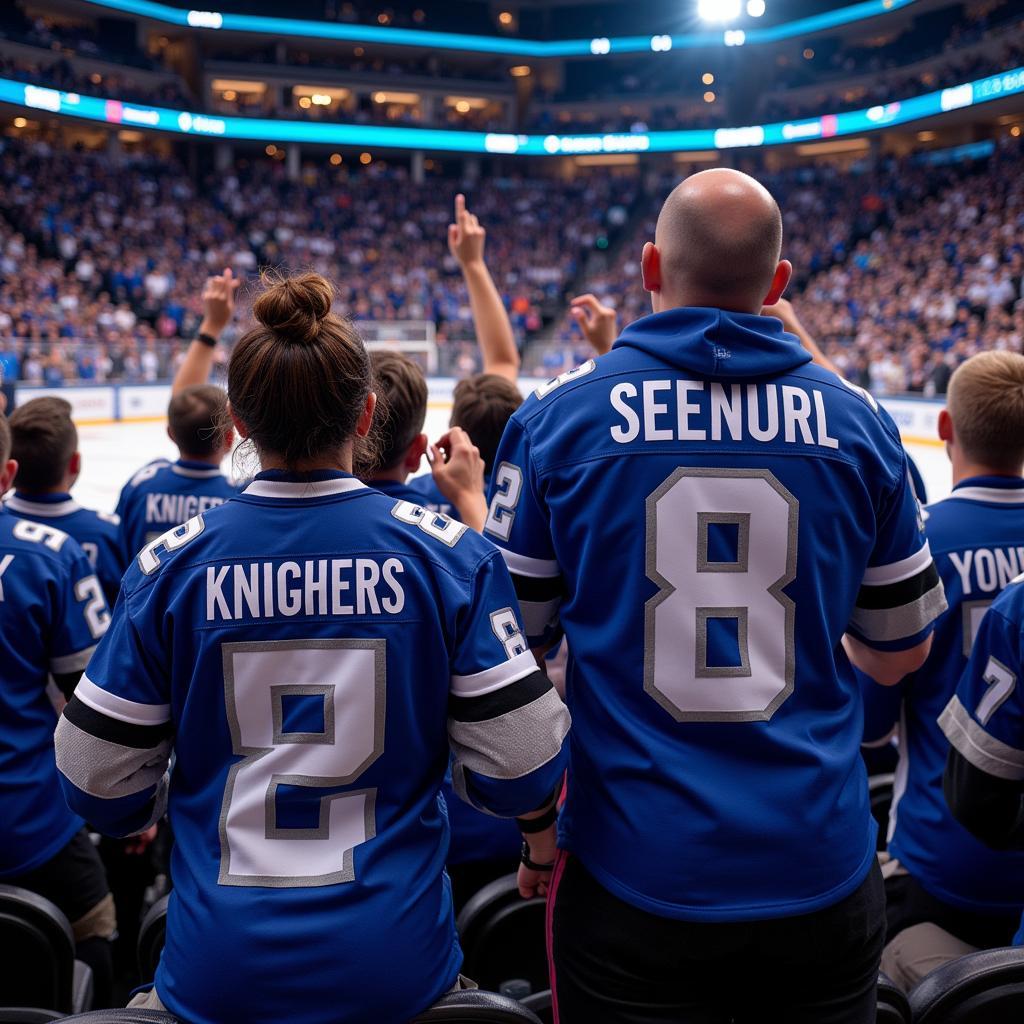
[71,404,953,515]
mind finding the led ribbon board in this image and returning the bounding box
[3,66,1022,155]
[79,0,919,56]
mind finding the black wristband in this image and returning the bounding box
[520,840,555,872]
[517,802,558,833]
[195,332,218,348]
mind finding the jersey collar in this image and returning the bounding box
[950,475,1024,504]
[7,492,81,517]
[172,458,225,479]
[243,469,367,500]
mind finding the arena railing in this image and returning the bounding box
[71,0,920,57]
[3,64,1021,156]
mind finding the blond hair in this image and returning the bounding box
[947,351,1024,472]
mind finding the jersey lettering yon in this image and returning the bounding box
[864,476,1024,912]
[56,471,568,1024]
[485,306,945,921]
[0,506,109,875]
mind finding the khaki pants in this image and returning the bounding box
[881,922,978,991]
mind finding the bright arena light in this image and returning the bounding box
[590,37,611,55]
[723,29,746,45]
[746,0,766,17]
[698,0,741,23]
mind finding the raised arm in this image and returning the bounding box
[762,297,840,376]
[171,267,240,396]
[449,194,519,382]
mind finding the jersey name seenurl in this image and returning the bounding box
[609,380,841,449]
[205,557,406,622]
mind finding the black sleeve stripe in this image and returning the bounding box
[64,695,173,749]
[53,671,84,701]
[449,669,552,723]
[856,562,940,611]
[512,572,566,604]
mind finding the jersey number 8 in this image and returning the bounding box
[645,468,798,722]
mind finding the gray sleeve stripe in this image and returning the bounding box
[54,716,172,799]
[449,687,570,781]
[849,580,948,642]
[520,597,562,639]
[939,695,1024,782]
[50,647,96,674]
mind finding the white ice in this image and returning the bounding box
[71,409,952,515]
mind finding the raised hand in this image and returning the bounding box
[447,193,486,268]
[570,293,618,355]
[200,267,241,339]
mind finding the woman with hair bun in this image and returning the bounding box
[54,272,570,1024]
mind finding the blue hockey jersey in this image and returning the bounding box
[407,474,458,519]
[863,477,1024,912]
[6,491,126,607]
[55,471,568,1024]
[0,506,109,876]
[485,306,946,921]
[942,578,1024,891]
[116,458,236,562]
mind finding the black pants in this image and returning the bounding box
[7,828,115,1006]
[549,854,885,1024]
[885,870,1020,950]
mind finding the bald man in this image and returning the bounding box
[485,169,945,1023]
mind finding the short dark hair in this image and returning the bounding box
[369,352,427,472]
[229,272,373,467]
[168,385,231,459]
[8,396,77,491]
[451,374,523,474]
[0,412,10,465]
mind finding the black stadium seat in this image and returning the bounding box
[410,990,543,1022]
[909,946,1024,1023]
[869,774,896,851]
[519,990,553,1024]
[48,1013,176,1023]
[876,972,911,1023]
[136,898,169,982]
[456,876,548,996]
[0,1010,65,1023]
[0,885,93,1014]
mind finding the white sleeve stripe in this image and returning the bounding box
[498,547,561,579]
[50,647,96,674]
[451,650,539,698]
[939,695,1024,781]
[862,542,933,586]
[74,675,171,726]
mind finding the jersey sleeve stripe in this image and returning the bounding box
[511,573,565,603]
[855,562,941,610]
[73,675,171,726]
[498,548,561,579]
[861,543,933,586]
[849,578,947,643]
[63,693,172,748]
[519,597,563,642]
[50,647,97,675]
[939,695,1024,781]
[54,713,171,799]
[450,669,552,723]
[449,687,570,781]
[451,649,538,698]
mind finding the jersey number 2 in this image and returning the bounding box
[645,468,798,722]
[218,639,385,887]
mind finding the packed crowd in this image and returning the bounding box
[0,137,626,383]
[0,130,1021,393]
[547,138,1024,391]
